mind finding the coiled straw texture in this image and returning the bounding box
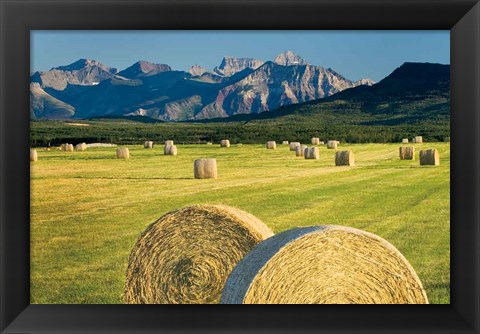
[221,225,428,304]
[124,205,273,304]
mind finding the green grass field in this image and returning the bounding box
[30,143,450,304]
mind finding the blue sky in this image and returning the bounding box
[31,31,449,82]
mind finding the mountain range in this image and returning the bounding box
[30,51,375,121]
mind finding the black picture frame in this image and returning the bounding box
[1,0,479,333]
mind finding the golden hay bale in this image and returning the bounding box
[30,149,38,161]
[311,137,320,145]
[144,141,153,149]
[116,148,130,159]
[220,139,230,148]
[304,147,319,160]
[412,136,423,143]
[295,144,308,157]
[165,140,174,146]
[419,149,440,166]
[75,143,87,151]
[221,225,428,304]
[319,141,325,145]
[335,150,354,166]
[194,158,217,179]
[399,146,415,160]
[206,142,213,145]
[65,144,74,152]
[60,144,66,151]
[124,204,274,304]
[289,142,300,151]
[282,141,289,145]
[266,141,276,149]
[402,138,409,144]
[164,145,177,156]
[327,140,337,149]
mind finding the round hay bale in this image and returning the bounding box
[282,141,289,145]
[164,145,177,156]
[327,140,338,149]
[295,144,308,157]
[399,146,415,160]
[116,148,130,159]
[311,137,320,145]
[165,140,174,146]
[319,141,325,145]
[414,136,423,143]
[402,138,409,144]
[335,150,354,166]
[144,141,153,149]
[289,142,300,151]
[65,144,74,152]
[304,147,319,160]
[124,205,274,304]
[75,143,87,151]
[221,225,428,304]
[206,142,213,145]
[266,141,276,150]
[194,158,217,179]
[419,149,439,166]
[30,149,38,161]
[220,139,230,148]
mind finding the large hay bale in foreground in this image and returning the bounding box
[164,145,177,156]
[266,141,276,149]
[144,141,153,149]
[335,150,354,166]
[295,144,308,157]
[282,141,289,145]
[116,148,130,159]
[221,225,428,304]
[311,137,320,145]
[30,149,38,161]
[75,143,87,151]
[194,158,217,179]
[402,138,409,144]
[220,139,230,148]
[419,149,439,166]
[289,142,300,151]
[124,205,274,304]
[165,140,174,146]
[399,146,415,160]
[304,147,319,160]
[327,140,337,149]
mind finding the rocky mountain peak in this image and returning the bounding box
[213,56,264,77]
[274,51,308,66]
[54,59,118,74]
[188,64,209,76]
[118,61,171,79]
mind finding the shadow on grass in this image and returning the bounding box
[69,176,194,180]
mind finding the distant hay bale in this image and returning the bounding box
[44,147,50,151]
[30,149,38,161]
[419,149,440,166]
[116,148,130,159]
[206,142,213,145]
[194,158,218,179]
[164,145,177,156]
[282,141,289,145]
[124,204,274,304]
[220,139,231,148]
[221,225,428,304]
[236,143,243,147]
[304,147,319,160]
[335,150,354,166]
[266,141,276,149]
[65,144,74,152]
[295,144,308,157]
[399,146,415,160]
[144,141,153,149]
[443,137,450,142]
[75,143,87,151]
[289,142,300,151]
[413,136,423,143]
[311,137,320,145]
[165,140,174,146]
[319,141,325,145]
[402,138,409,144]
[327,140,338,149]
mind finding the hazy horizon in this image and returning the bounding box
[31,30,449,82]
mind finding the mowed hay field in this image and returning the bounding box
[30,143,450,304]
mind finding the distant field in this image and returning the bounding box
[30,143,450,304]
